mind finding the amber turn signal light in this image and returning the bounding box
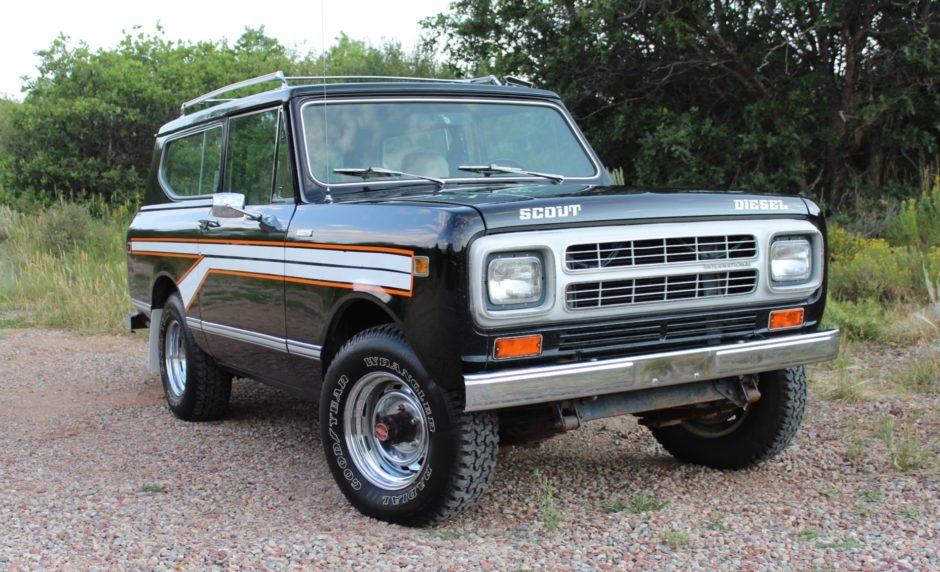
[769,308,804,330]
[494,335,543,359]
[413,256,430,277]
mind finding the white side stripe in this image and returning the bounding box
[199,243,283,260]
[131,241,200,255]
[177,258,284,308]
[287,247,412,273]
[131,240,414,309]
[284,262,411,291]
[196,243,412,273]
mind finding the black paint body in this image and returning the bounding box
[127,82,828,401]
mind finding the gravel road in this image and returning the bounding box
[1,328,937,570]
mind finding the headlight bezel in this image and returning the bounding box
[485,251,546,309]
[768,234,815,287]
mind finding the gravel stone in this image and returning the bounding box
[0,328,937,570]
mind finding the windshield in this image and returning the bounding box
[301,100,597,187]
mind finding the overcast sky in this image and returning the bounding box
[0,0,453,99]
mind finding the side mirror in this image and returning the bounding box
[211,192,247,218]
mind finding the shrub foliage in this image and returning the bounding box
[0,28,445,207]
[424,1,940,208]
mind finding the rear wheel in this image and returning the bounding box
[320,325,498,526]
[649,367,807,469]
[158,294,232,421]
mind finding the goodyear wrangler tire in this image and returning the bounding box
[158,293,232,421]
[320,325,498,526]
[650,367,807,470]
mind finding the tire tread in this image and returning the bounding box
[160,294,231,422]
[651,367,807,469]
[329,325,499,526]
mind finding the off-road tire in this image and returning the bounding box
[650,367,807,469]
[320,325,498,526]
[158,293,232,421]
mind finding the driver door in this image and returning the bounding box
[197,107,297,384]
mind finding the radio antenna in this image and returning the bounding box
[320,0,333,204]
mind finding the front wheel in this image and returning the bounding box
[320,325,498,526]
[649,367,807,469]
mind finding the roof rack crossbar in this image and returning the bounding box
[284,75,502,86]
[180,71,288,115]
[179,72,507,115]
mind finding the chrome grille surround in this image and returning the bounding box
[469,219,824,328]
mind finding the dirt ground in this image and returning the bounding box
[0,328,937,570]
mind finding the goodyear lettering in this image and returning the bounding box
[382,467,433,506]
[519,204,582,220]
[328,379,361,491]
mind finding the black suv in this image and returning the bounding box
[126,71,840,525]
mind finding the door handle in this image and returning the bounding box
[198,219,221,231]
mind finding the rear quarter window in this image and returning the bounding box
[161,125,223,198]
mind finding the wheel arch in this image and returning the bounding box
[320,294,402,377]
[150,273,179,310]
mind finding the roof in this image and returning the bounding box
[158,73,562,136]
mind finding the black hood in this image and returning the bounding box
[333,182,812,231]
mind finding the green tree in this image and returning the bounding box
[305,33,449,78]
[425,1,940,208]
[0,27,446,206]
[0,96,17,202]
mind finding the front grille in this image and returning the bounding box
[566,234,757,271]
[566,270,758,310]
[557,310,759,353]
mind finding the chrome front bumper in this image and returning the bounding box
[463,329,840,412]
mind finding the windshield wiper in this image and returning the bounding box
[458,164,565,184]
[333,166,444,190]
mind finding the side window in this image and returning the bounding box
[162,126,222,197]
[273,112,294,201]
[225,109,279,205]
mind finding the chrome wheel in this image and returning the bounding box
[163,319,187,397]
[344,371,429,490]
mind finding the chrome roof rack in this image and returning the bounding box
[179,71,505,115]
[180,71,288,115]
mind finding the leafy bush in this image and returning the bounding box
[0,29,448,207]
[37,201,95,254]
[426,1,940,207]
[823,299,887,342]
[829,225,940,304]
[887,184,940,249]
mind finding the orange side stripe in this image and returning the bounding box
[195,269,413,298]
[286,242,414,256]
[211,269,282,281]
[130,237,414,257]
[283,275,413,297]
[131,251,200,259]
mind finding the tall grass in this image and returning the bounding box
[0,202,131,334]
[886,184,940,250]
